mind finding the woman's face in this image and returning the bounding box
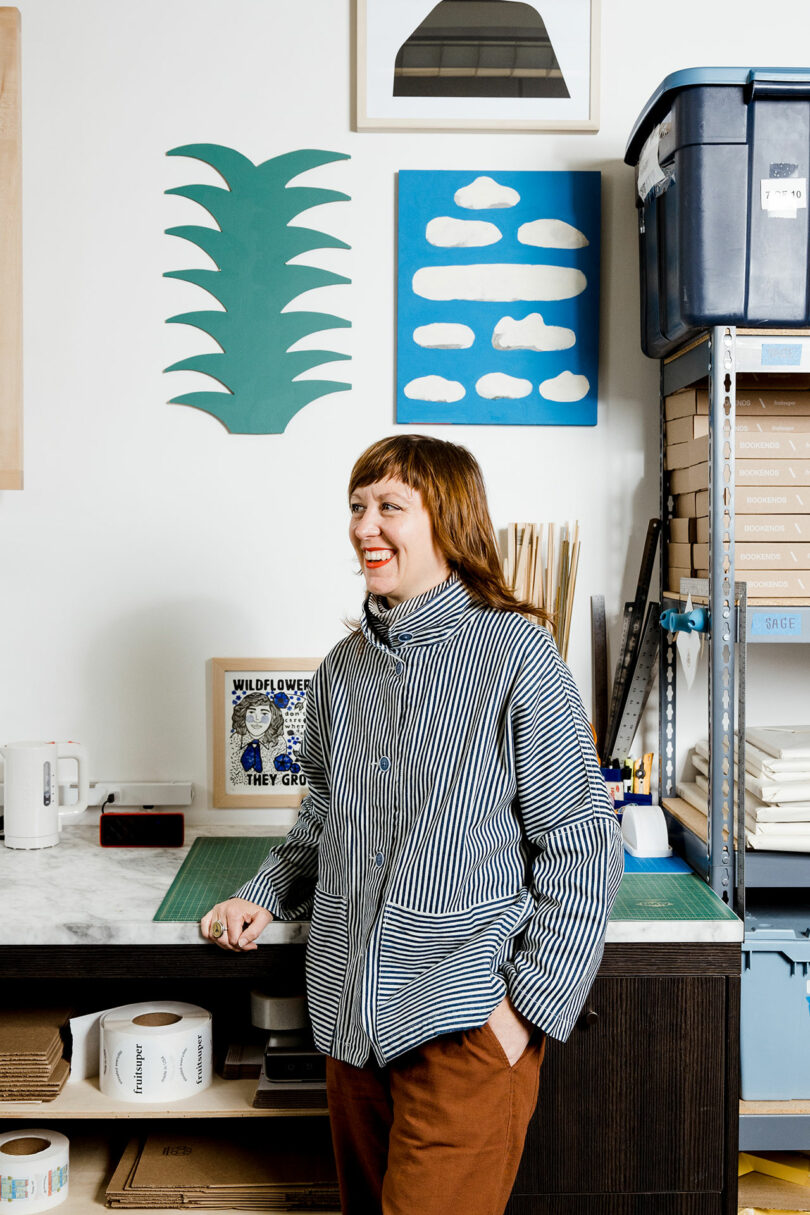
[245,703,274,739]
[349,477,449,606]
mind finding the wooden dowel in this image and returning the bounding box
[0,7,22,490]
[562,538,581,661]
[532,523,544,610]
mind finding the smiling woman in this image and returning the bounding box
[201,434,623,1215]
[348,479,449,605]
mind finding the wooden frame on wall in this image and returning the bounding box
[0,7,22,489]
[211,658,320,809]
[356,0,600,133]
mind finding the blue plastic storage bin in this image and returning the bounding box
[625,67,810,358]
[741,902,810,1099]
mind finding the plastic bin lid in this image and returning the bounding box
[625,66,810,164]
[745,900,810,942]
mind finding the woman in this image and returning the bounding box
[202,434,623,1215]
[229,691,287,781]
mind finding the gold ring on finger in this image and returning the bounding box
[211,919,225,939]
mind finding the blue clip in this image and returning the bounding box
[659,607,710,634]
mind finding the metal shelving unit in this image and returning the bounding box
[657,325,810,1152]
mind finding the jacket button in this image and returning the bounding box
[379,756,391,771]
[397,632,413,643]
[374,851,384,867]
[395,661,404,675]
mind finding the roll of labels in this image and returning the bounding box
[0,1129,69,1213]
[99,1002,213,1103]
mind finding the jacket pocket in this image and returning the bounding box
[305,886,348,1044]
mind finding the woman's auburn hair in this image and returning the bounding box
[349,434,552,626]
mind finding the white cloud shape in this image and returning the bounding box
[492,313,575,352]
[518,219,589,248]
[476,373,533,400]
[412,264,586,302]
[454,176,520,210]
[413,323,475,350]
[426,217,501,247]
[404,375,465,403]
[539,371,590,402]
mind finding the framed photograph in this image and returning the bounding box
[356,0,599,132]
[212,658,320,809]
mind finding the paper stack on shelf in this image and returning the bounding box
[0,1008,70,1101]
[105,1123,339,1210]
[681,728,810,851]
[664,381,810,603]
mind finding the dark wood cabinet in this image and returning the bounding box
[508,943,740,1215]
[1,938,739,1215]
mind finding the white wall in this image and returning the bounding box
[2,0,808,823]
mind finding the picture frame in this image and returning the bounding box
[355,0,600,133]
[211,658,320,809]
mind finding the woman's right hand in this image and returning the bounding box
[200,898,273,952]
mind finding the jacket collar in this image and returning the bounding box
[361,573,480,654]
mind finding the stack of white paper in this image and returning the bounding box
[688,728,810,851]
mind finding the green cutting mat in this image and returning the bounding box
[611,873,738,921]
[153,836,282,922]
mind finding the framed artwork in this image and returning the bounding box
[212,658,320,809]
[397,168,600,426]
[356,0,599,132]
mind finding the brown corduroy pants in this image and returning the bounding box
[326,1023,546,1215]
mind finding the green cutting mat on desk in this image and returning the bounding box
[611,873,738,921]
[154,836,282,921]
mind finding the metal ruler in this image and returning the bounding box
[606,519,661,756]
[611,601,661,757]
[590,594,608,761]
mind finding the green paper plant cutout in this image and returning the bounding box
[164,145,351,434]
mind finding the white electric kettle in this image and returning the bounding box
[1,741,90,849]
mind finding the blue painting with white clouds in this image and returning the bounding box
[397,169,600,426]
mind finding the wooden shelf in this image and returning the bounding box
[741,1099,810,1115]
[32,1138,340,1215]
[0,1074,328,1119]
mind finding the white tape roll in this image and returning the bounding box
[0,1129,69,1213]
[98,1002,212,1103]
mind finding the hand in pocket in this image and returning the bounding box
[486,996,533,1066]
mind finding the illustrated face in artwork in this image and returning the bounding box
[349,477,449,606]
[245,704,274,739]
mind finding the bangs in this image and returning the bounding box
[348,437,431,498]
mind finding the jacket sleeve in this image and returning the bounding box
[233,660,331,920]
[501,627,624,1042]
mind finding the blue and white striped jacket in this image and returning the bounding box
[236,575,624,1067]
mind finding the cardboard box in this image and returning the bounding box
[674,492,697,517]
[665,385,810,420]
[668,434,810,468]
[738,1169,810,1212]
[701,487,810,514]
[736,415,810,434]
[667,542,692,567]
[670,463,709,495]
[693,542,810,570]
[665,388,709,420]
[738,459,810,485]
[669,517,695,543]
[736,387,810,415]
[667,567,693,591]
[674,462,810,495]
[667,414,709,444]
[741,1151,810,1188]
[696,515,810,543]
[695,569,809,595]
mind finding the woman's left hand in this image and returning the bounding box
[486,996,533,1065]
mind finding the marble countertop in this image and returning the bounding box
[2,824,743,946]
